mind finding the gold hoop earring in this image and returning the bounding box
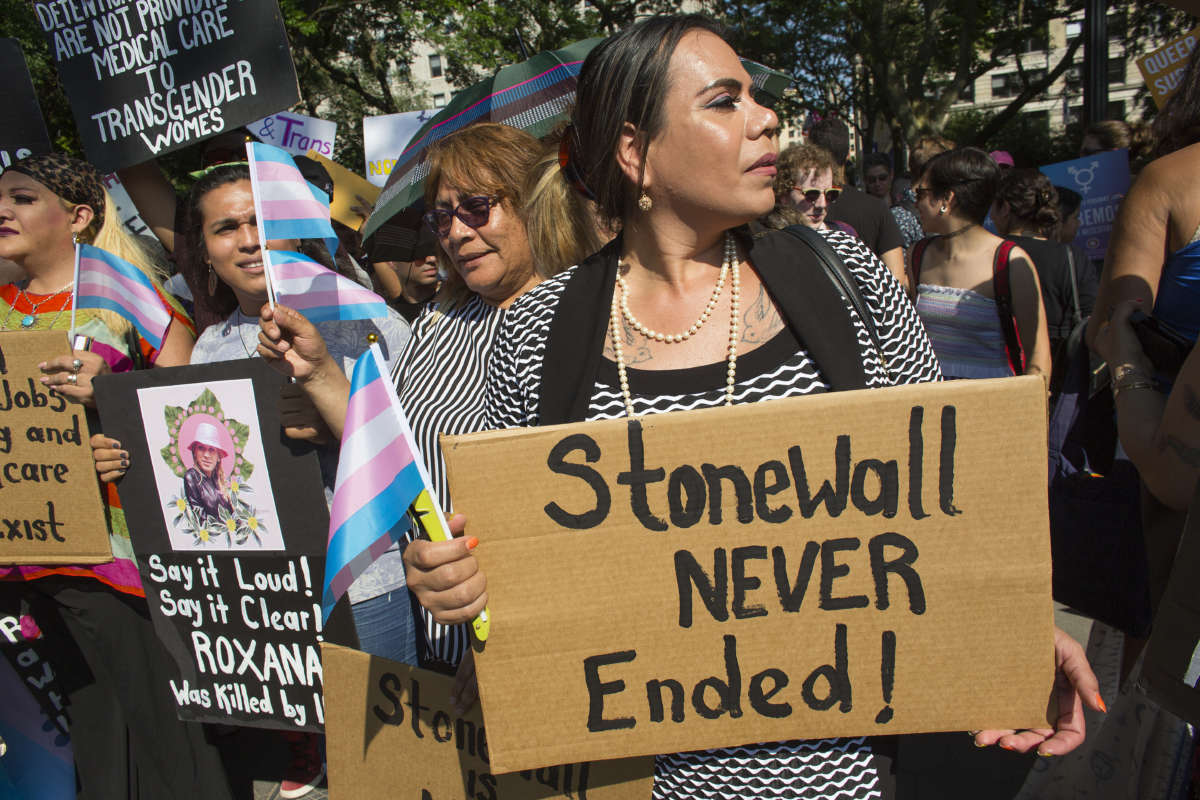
[638,193,652,212]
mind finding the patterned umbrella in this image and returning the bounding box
[362,41,792,247]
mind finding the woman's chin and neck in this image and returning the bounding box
[233,290,269,318]
[621,202,755,281]
[6,244,77,293]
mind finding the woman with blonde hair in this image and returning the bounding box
[0,153,235,798]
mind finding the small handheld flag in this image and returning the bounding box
[269,249,390,323]
[324,344,490,641]
[246,142,340,259]
[71,243,172,350]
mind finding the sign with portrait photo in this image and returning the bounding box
[94,359,355,731]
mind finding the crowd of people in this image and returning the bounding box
[3,10,1200,800]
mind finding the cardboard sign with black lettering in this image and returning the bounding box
[0,331,110,565]
[322,643,655,798]
[441,377,1056,773]
[0,38,53,170]
[31,0,299,173]
[94,359,355,731]
[1141,481,1200,726]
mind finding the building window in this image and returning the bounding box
[991,69,1046,100]
[1107,100,1125,120]
[429,54,443,78]
[1020,26,1049,53]
[1066,20,1082,41]
[1107,57,1126,85]
[433,93,446,107]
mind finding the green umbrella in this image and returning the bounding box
[363,42,792,246]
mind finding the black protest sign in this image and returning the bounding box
[94,359,355,731]
[0,38,52,170]
[0,331,111,565]
[1141,481,1200,726]
[31,0,299,173]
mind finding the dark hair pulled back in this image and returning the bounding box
[570,14,726,227]
[995,168,1060,238]
[920,146,999,224]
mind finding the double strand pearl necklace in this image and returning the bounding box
[610,232,740,417]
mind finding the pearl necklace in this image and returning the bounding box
[1,281,75,330]
[610,232,740,417]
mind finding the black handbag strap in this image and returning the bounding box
[779,225,885,366]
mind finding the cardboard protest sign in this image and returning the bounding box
[0,39,52,170]
[0,331,111,565]
[1138,27,1200,109]
[441,377,1055,773]
[32,0,299,173]
[94,359,356,731]
[304,150,380,231]
[1041,151,1131,262]
[1140,481,1200,726]
[322,643,654,797]
[363,109,435,187]
[250,110,335,158]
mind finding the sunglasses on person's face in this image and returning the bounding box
[423,195,500,238]
[794,186,842,204]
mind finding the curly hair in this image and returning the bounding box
[773,144,836,203]
[995,168,1060,238]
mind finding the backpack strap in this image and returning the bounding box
[780,225,884,366]
[992,240,1026,375]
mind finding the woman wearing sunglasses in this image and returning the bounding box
[763,143,856,236]
[259,122,602,670]
[910,147,1051,381]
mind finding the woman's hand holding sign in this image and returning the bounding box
[403,513,488,626]
[40,349,109,406]
[973,626,1104,755]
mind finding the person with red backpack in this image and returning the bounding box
[908,147,1052,380]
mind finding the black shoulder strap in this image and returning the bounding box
[992,240,1025,375]
[750,228,873,390]
[779,225,884,361]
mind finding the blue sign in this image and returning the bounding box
[1040,150,1131,262]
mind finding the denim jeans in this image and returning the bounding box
[349,589,420,665]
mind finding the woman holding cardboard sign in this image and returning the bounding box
[403,15,1103,798]
[0,154,242,799]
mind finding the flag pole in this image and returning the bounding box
[369,344,491,642]
[244,142,278,310]
[68,240,81,344]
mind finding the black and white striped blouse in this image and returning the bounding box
[483,228,941,800]
[392,294,505,667]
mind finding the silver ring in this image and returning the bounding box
[67,373,77,385]
[71,358,83,373]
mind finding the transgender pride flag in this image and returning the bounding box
[246,141,340,259]
[72,243,172,350]
[269,249,389,323]
[323,345,428,623]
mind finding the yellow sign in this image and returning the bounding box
[1138,27,1200,108]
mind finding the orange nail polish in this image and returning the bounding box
[999,743,1015,751]
[1095,693,1107,713]
[465,537,479,550]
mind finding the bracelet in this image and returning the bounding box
[1112,379,1159,400]
[1110,362,1152,384]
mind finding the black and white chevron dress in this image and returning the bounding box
[483,228,942,799]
